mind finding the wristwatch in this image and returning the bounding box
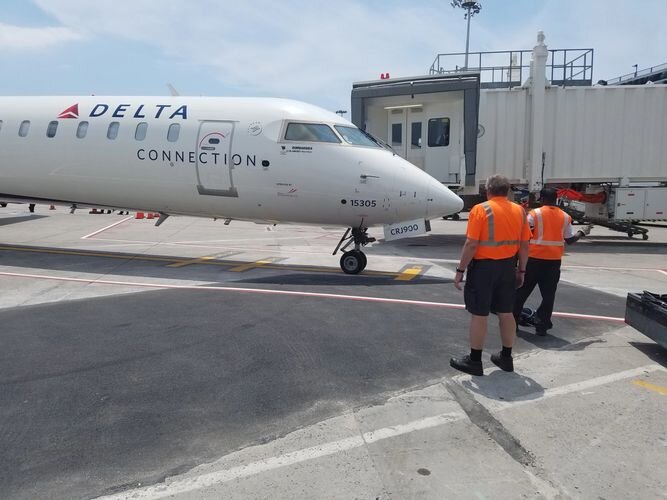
[456,268,465,273]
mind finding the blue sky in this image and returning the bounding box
[1,0,665,112]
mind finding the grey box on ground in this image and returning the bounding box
[625,292,667,348]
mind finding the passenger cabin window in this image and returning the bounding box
[428,117,450,147]
[391,123,402,146]
[77,121,89,139]
[107,122,119,140]
[19,120,30,137]
[208,138,220,144]
[135,122,148,141]
[46,121,58,138]
[334,126,379,147]
[285,123,340,143]
[411,122,422,149]
[167,123,180,142]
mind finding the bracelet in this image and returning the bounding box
[456,268,465,273]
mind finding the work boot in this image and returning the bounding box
[449,355,483,376]
[491,352,514,372]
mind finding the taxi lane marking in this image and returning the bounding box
[229,257,283,272]
[167,256,217,268]
[395,265,424,281]
[0,270,625,323]
[0,245,400,278]
[80,216,134,239]
[633,379,667,395]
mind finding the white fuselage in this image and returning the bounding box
[0,96,463,227]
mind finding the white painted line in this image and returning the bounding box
[551,311,625,322]
[96,364,664,499]
[480,364,666,411]
[0,270,626,322]
[658,270,667,277]
[81,216,133,240]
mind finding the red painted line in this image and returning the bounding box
[0,270,625,323]
[81,216,133,240]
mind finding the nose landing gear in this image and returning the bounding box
[333,226,376,274]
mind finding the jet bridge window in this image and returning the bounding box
[167,123,180,142]
[285,123,340,143]
[46,121,58,138]
[411,122,422,149]
[428,117,450,147]
[77,121,89,139]
[135,122,148,141]
[391,123,402,146]
[18,120,30,137]
[107,122,119,140]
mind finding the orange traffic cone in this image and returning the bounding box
[135,212,145,219]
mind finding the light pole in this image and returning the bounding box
[451,1,482,70]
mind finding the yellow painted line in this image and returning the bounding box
[229,258,278,272]
[0,245,405,278]
[633,380,667,395]
[395,266,423,281]
[167,256,216,268]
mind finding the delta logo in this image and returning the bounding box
[57,104,79,119]
[57,103,188,120]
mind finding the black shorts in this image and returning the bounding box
[464,257,517,316]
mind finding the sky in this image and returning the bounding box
[0,0,665,112]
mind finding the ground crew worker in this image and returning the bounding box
[451,175,531,376]
[513,187,591,335]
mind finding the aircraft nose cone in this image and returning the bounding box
[427,179,463,218]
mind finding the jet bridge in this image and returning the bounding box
[351,73,481,188]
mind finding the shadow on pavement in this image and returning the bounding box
[461,370,545,402]
[629,341,667,368]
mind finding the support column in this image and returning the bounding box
[529,31,548,192]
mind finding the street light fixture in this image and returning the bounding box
[451,0,482,70]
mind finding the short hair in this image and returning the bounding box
[540,187,558,204]
[485,175,511,196]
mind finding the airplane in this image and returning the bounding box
[0,96,463,274]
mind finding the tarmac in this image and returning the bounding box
[0,203,665,500]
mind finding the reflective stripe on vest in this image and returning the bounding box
[529,207,565,247]
[478,201,520,247]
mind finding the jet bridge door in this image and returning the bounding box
[387,107,425,170]
[195,121,238,198]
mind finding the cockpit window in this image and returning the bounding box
[334,126,380,148]
[285,123,340,143]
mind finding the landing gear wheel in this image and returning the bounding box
[642,233,649,241]
[340,250,366,274]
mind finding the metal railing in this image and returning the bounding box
[605,62,667,85]
[429,48,594,88]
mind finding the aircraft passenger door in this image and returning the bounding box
[196,120,238,198]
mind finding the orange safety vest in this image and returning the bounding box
[469,198,529,260]
[528,206,569,260]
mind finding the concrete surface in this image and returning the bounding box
[0,203,665,500]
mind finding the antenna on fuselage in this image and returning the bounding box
[166,83,180,96]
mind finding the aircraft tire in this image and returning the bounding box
[340,250,366,274]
